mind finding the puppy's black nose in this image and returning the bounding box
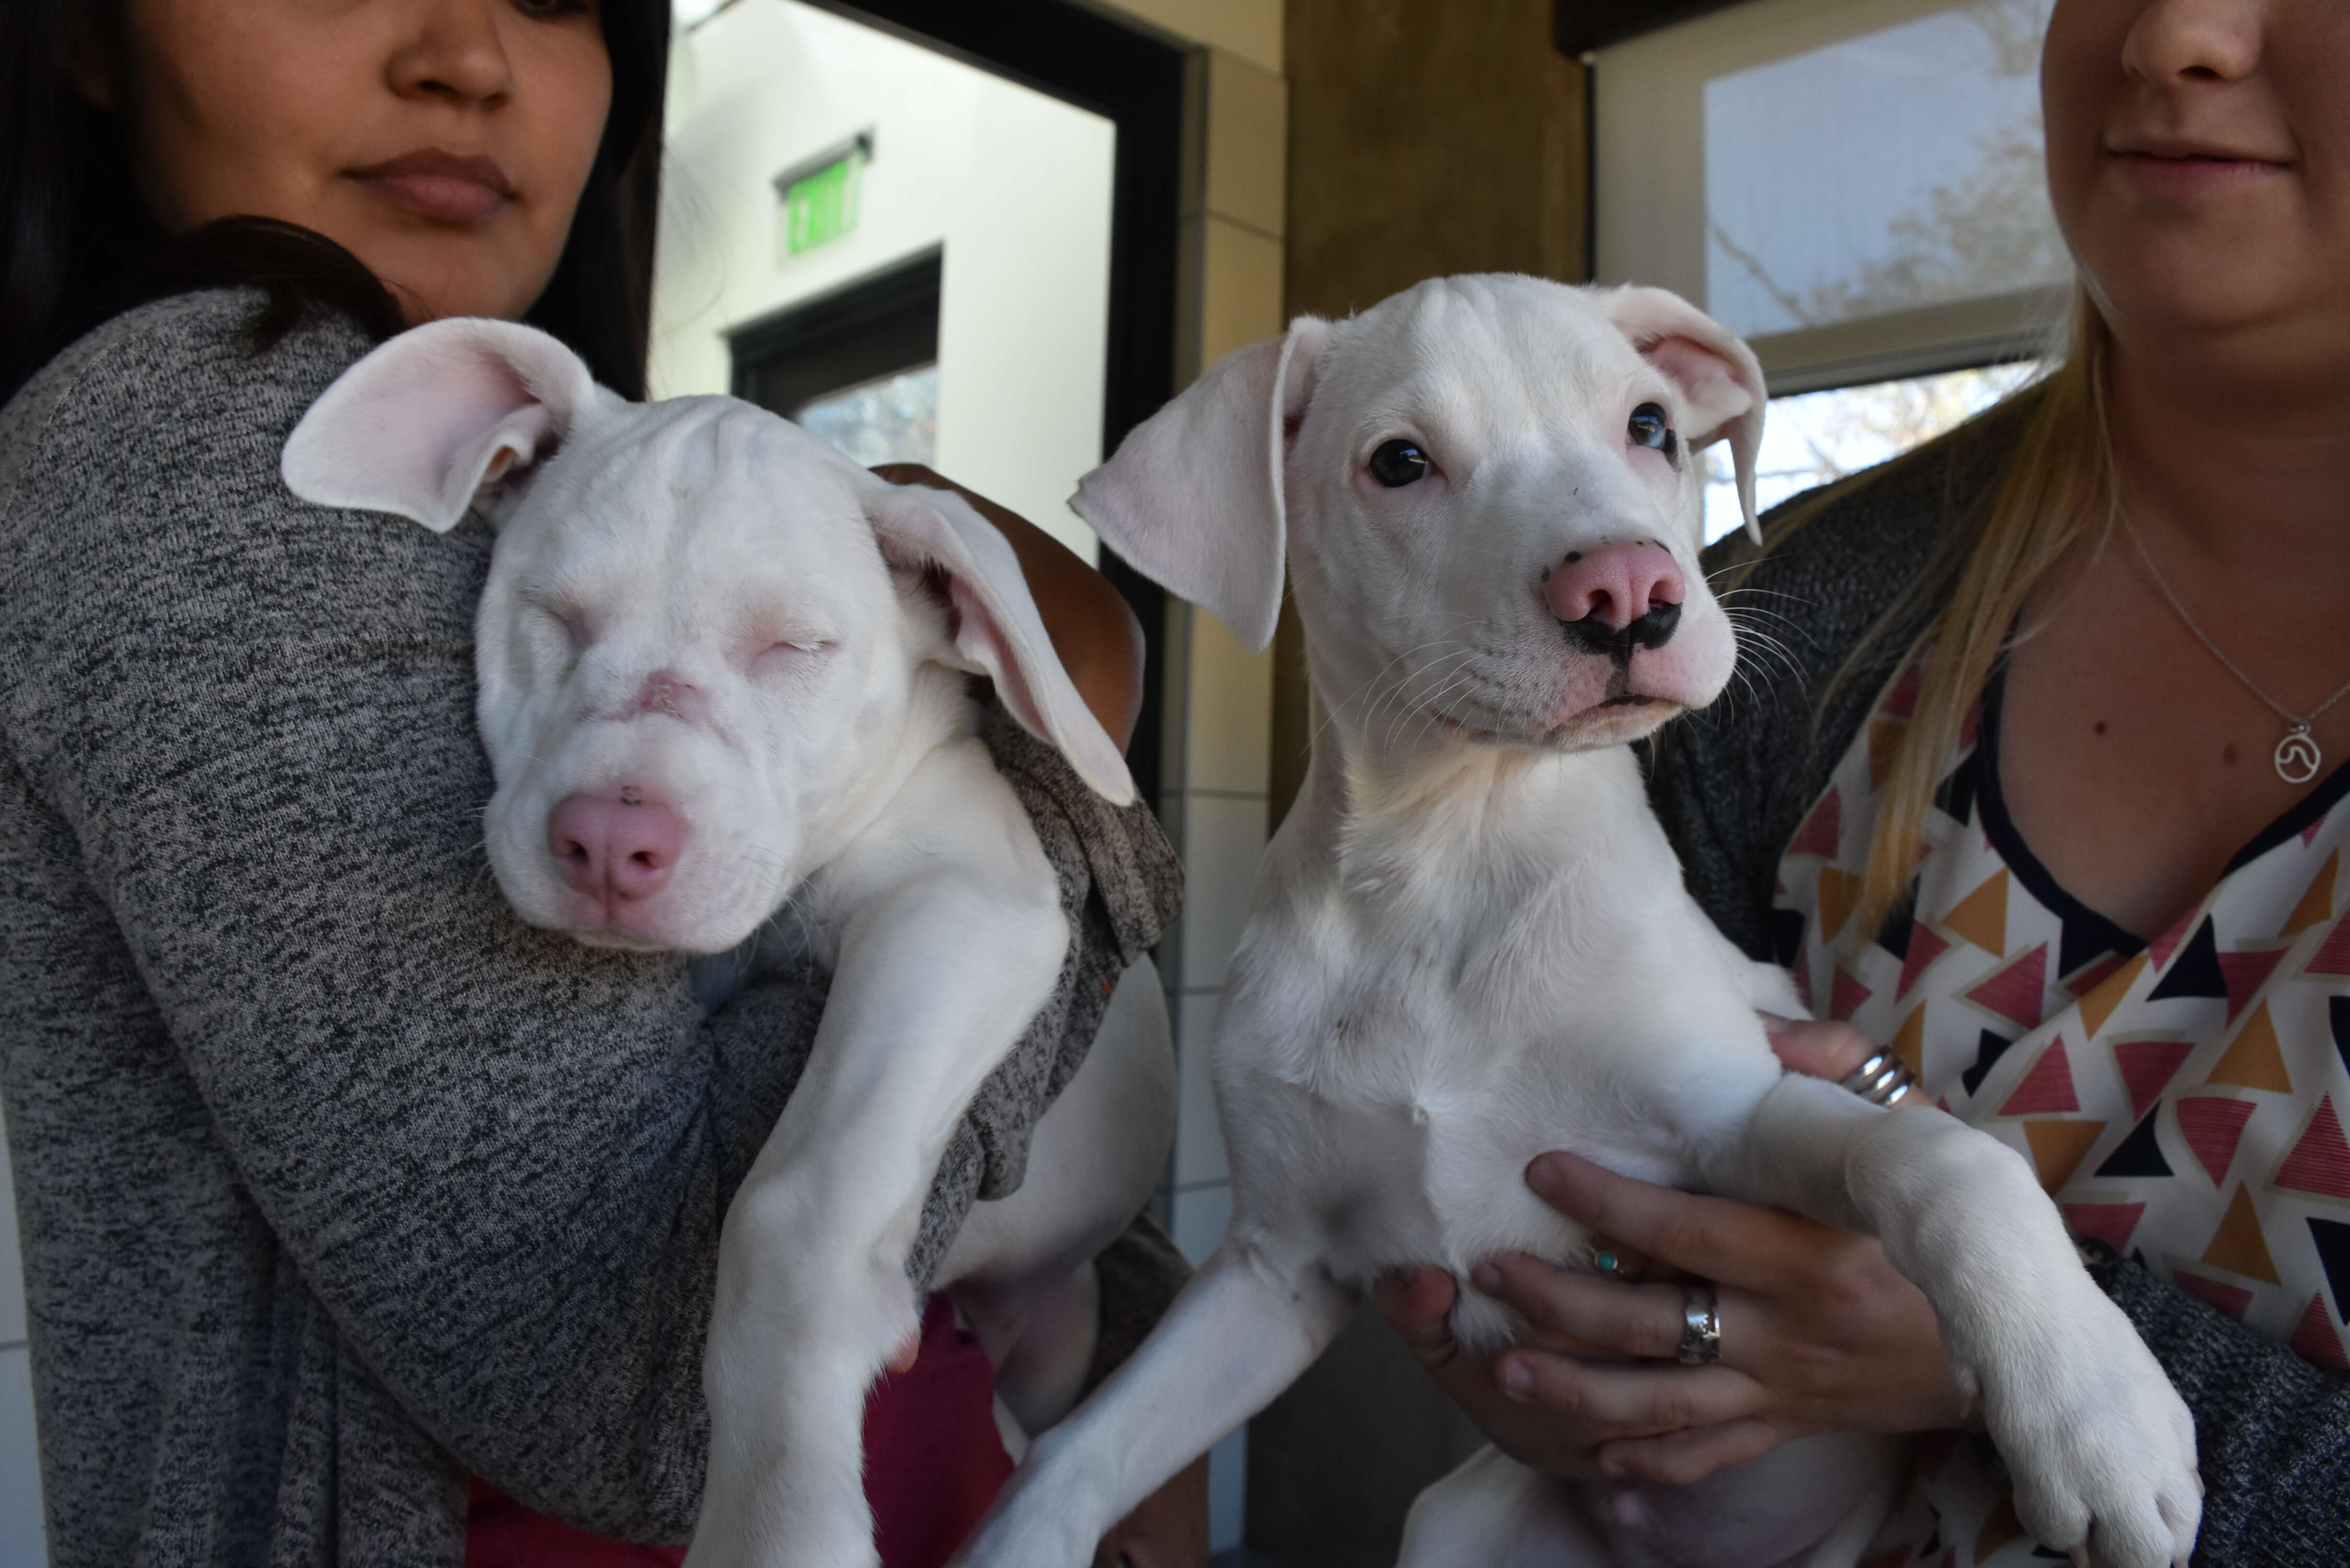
[1626,599,1680,650]
[1560,599,1679,661]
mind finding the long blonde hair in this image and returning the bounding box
[1760,287,2124,941]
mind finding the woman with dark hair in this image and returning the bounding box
[1379,1,2350,1563]
[0,2,1203,1564]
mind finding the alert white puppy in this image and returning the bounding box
[282,319,1173,1568]
[950,276,2199,1568]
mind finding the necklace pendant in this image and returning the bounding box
[2277,722,2323,786]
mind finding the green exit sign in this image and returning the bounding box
[775,131,872,257]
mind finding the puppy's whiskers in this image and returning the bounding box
[1365,647,1481,754]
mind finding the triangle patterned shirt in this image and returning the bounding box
[1773,656,2350,1565]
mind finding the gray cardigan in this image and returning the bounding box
[0,292,1186,1567]
[1649,403,2350,1567]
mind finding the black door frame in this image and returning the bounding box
[728,246,945,420]
[803,0,1190,811]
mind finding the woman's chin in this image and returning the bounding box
[319,219,552,326]
[2080,226,2342,348]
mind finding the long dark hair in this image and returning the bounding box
[0,0,670,406]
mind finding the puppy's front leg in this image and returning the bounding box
[951,1227,1354,1568]
[1710,1075,2201,1568]
[687,867,1068,1568]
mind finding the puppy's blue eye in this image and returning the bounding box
[1369,439,1430,487]
[1628,403,1676,459]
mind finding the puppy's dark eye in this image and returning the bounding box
[1628,403,1677,460]
[1368,439,1430,488]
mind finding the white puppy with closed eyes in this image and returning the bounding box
[282,319,1174,1568]
[949,275,2199,1568]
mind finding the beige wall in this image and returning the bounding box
[1284,0,1586,320]
[1097,0,1282,74]
[1266,0,1590,829]
[1088,3,1288,1553]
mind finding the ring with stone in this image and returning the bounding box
[1585,1239,1642,1282]
[1676,1283,1722,1364]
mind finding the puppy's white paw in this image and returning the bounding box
[947,1435,1112,1568]
[684,1503,882,1568]
[950,1498,1100,1568]
[1972,1290,2200,1568]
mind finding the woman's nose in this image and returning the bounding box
[387,0,517,105]
[2121,0,2264,86]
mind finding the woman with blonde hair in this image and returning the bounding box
[1382,0,2350,1560]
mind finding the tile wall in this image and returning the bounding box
[1131,28,1289,1553]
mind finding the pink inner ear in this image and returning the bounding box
[948,577,1053,738]
[1642,336,1753,442]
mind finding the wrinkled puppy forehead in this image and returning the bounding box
[1314,276,1668,453]
[500,396,891,614]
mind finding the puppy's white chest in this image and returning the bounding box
[1228,889,1731,1302]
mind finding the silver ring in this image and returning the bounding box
[1838,1049,1920,1108]
[1676,1284,1721,1365]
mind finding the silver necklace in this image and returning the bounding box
[2121,515,2349,785]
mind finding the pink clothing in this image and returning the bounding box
[465,1294,1015,1568]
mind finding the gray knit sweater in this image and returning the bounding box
[1649,402,2350,1566]
[0,292,1186,1567]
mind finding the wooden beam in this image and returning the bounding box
[1554,0,1750,55]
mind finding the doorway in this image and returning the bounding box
[653,0,1183,803]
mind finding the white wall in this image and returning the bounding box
[652,0,1118,560]
[659,7,1289,1553]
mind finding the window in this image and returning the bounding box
[1700,361,2042,542]
[795,367,941,469]
[1596,0,2065,395]
[729,248,943,468]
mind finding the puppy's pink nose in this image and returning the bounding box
[1542,539,1685,628]
[547,792,685,903]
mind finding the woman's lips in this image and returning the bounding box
[2110,143,2289,197]
[349,150,515,224]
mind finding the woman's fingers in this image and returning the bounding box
[1765,1016,1936,1114]
[1492,1351,1767,1436]
[1380,1264,1616,1362]
[1525,1152,1806,1291]
[1472,1254,1690,1362]
[1598,1417,1789,1485]
[1375,1266,1464,1366]
[1759,1014,1878,1080]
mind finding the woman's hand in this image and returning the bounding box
[1376,1018,1975,1486]
[871,464,1146,751]
[1374,1265,1620,1480]
[1092,1456,1210,1567]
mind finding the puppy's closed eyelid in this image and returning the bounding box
[746,632,840,668]
[525,598,593,646]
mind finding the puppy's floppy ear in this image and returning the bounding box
[1600,286,1768,546]
[1072,317,1331,653]
[862,475,1138,807]
[282,318,603,533]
